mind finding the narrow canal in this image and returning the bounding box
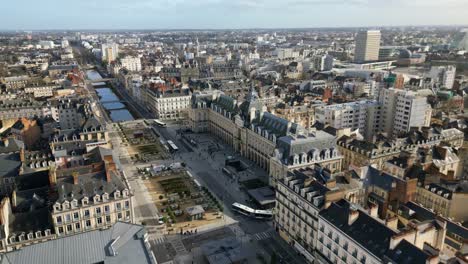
[86,70,135,122]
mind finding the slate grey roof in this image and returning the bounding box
[384,239,434,264]
[253,112,290,137]
[362,166,404,192]
[0,222,153,264]
[0,153,21,179]
[246,186,276,206]
[81,116,103,131]
[403,202,468,241]
[239,89,264,121]
[8,207,52,236]
[55,170,127,204]
[214,94,238,114]
[0,138,23,154]
[320,200,433,263]
[276,130,337,163]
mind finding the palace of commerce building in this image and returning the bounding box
[189,88,343,186]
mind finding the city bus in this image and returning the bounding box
[154,119,167,127]
[167,140,179,152]
[252,209,274,220]
[231,203,273,220]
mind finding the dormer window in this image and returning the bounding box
[9,237,16,243]
[122,189,129,197]
[27,233,34,240]
[82,197,89,206]
[63,201,70,210]
[72,199,78,208]
[93,195,100,203]
[114,190,121,199]
[45,229,51,236]
[35,231,42,238]
[19,234,25,241]
[103,193,109,201]
[54,203,61,211]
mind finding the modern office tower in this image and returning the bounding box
[354,30,381,63]
[378,88,432,137]
[101,43,119,63]
[458,29,468,50]
[429,65,456,89]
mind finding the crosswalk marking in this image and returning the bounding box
[252,230,274,241]
[167,237,187,254]
[153,237,166,245]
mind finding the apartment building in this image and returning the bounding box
[269,130,343,186]
[275,48,300,60]
[316,199,439,264]
[315,100,380,140]
[275,170,344,262]
[50,156,133,237]
[145,86,191,120]
[101,43,119,63]
[429,65,456,89]
[416,183,468,222]
[121,56,142,72]
[274,104,317,130]
[50,99,88,130]
[337,127,464,170]
[313,54,334,71]
[0,99,47,120]
[387,201,468,257]
[24,84,59,98]
[378,88,432,138]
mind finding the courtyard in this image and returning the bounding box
[114,120,169,162]
[143,170,225,234]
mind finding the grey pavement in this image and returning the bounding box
[80,57,308,264]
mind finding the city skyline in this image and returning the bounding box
[2,0,468,30]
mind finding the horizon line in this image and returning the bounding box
[1,24,468,32]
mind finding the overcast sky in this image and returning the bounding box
[2,0,468,30]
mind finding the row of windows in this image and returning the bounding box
[57,211,131,234]
[54,191,129,211]
[55,200,130,224]
[9,230,52,244]
[318,226,369,264]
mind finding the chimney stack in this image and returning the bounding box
[19,148,25,162]
[2,138,9,147]
[49,166,57,187]
[385,216,398,230]
[72,172,79,185]
[369,203,378,218]
[11,190,17,209]
[348,209,359,225]
[104,155,116,183]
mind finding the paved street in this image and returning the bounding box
[72,50,306,263]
